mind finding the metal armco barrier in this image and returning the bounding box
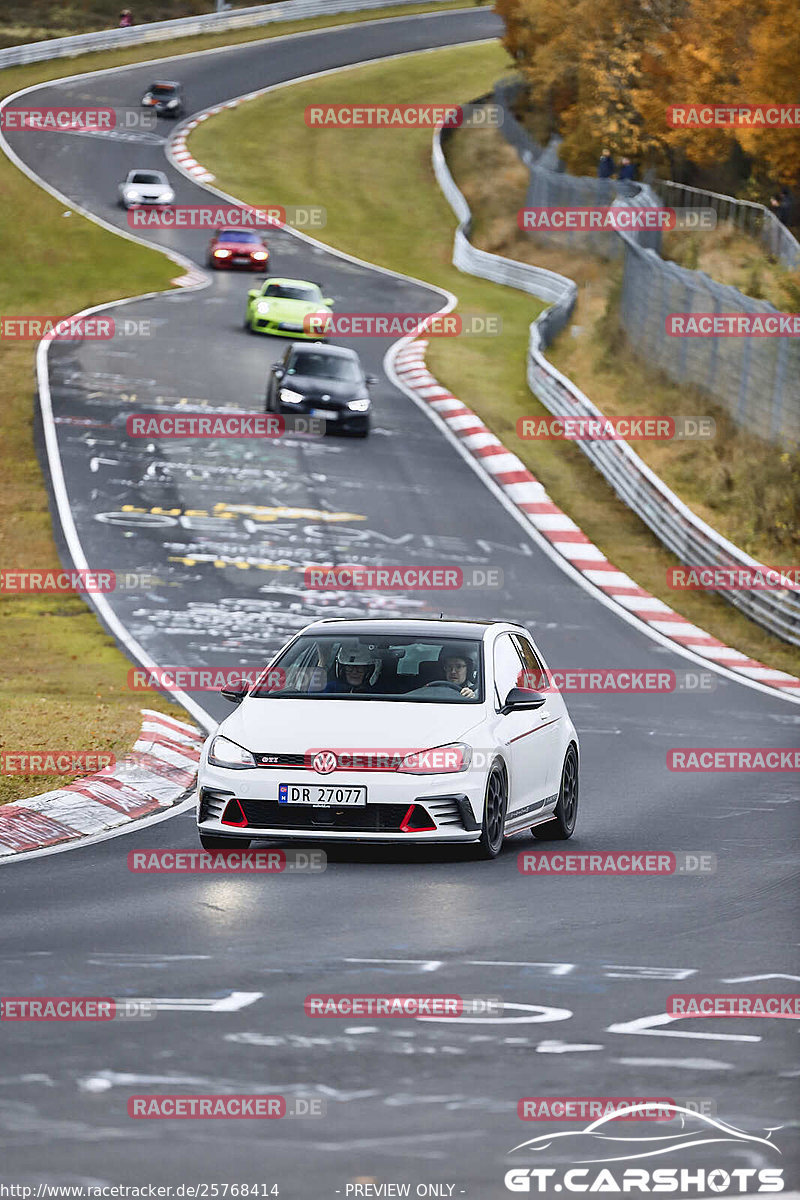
[432,116,800,647]
[492,84,800,448]
[0,0,448,69]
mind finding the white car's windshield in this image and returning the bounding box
[252,634,484,702]
[130,172,166,185]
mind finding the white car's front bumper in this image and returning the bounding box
[197,760,487,843]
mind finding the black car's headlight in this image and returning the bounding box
[347,397,371,412]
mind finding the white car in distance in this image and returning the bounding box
[197,618,580,860]
[119,169,175,209]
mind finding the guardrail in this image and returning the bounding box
[655,179,800,270]
[432,113,800,647]
[491,85,800,447]
[0,0,449,69]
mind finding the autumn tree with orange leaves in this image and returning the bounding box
[495,0,800,196]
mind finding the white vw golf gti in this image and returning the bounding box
[197,619,580,858]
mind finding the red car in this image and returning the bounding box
[207,229,269,271]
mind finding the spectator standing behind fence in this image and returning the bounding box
[119,9,133,26]
[618,157,638,182]
[597,149,615,179]
[771,187,793,227]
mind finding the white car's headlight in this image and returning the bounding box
[208,735,256,769]
[347,397,370,412]
[161,190,175,204]
[279,388,304,405]
[123,189,140,201]
[256,300,271,315]
[397,743,472,774]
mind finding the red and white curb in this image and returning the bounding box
[394,341,800,699]
[0,710,203,858]
[171,113,218,183]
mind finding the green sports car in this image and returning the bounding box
[244,278,334,338]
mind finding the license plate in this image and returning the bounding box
[311,408,338,419]
[233,256,249,263]
[279,783,366,806]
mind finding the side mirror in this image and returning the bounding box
[247,289,259,300]
[220,681,249,705]
[365,373,378,386]
[323,298,334,307]
[272,365,284,377]
[501,687,546,714]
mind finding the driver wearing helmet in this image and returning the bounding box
[325,642,382,694]
[439,644,477,699]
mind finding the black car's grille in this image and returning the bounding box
[238,799,413,832]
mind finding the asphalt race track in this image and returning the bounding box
[1,10,798,1196]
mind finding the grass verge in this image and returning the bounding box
[0,2,464,805]
[189,44,800,678]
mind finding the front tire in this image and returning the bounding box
[532,744,578,840]
[199,833,252,850]
[476,766,507,859]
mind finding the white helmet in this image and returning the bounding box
[336,642,381,685]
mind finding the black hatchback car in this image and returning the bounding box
[266,344,376,437]
[140,81,184,117]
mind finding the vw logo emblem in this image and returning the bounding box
[313,751,337,774]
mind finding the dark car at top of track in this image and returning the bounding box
[140,81,184,117]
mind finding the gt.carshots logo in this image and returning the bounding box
[504,1105,784,1192]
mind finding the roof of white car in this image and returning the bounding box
[304,618,525,638]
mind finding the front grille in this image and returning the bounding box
[254,752,307,769]
[238,799,414,832]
